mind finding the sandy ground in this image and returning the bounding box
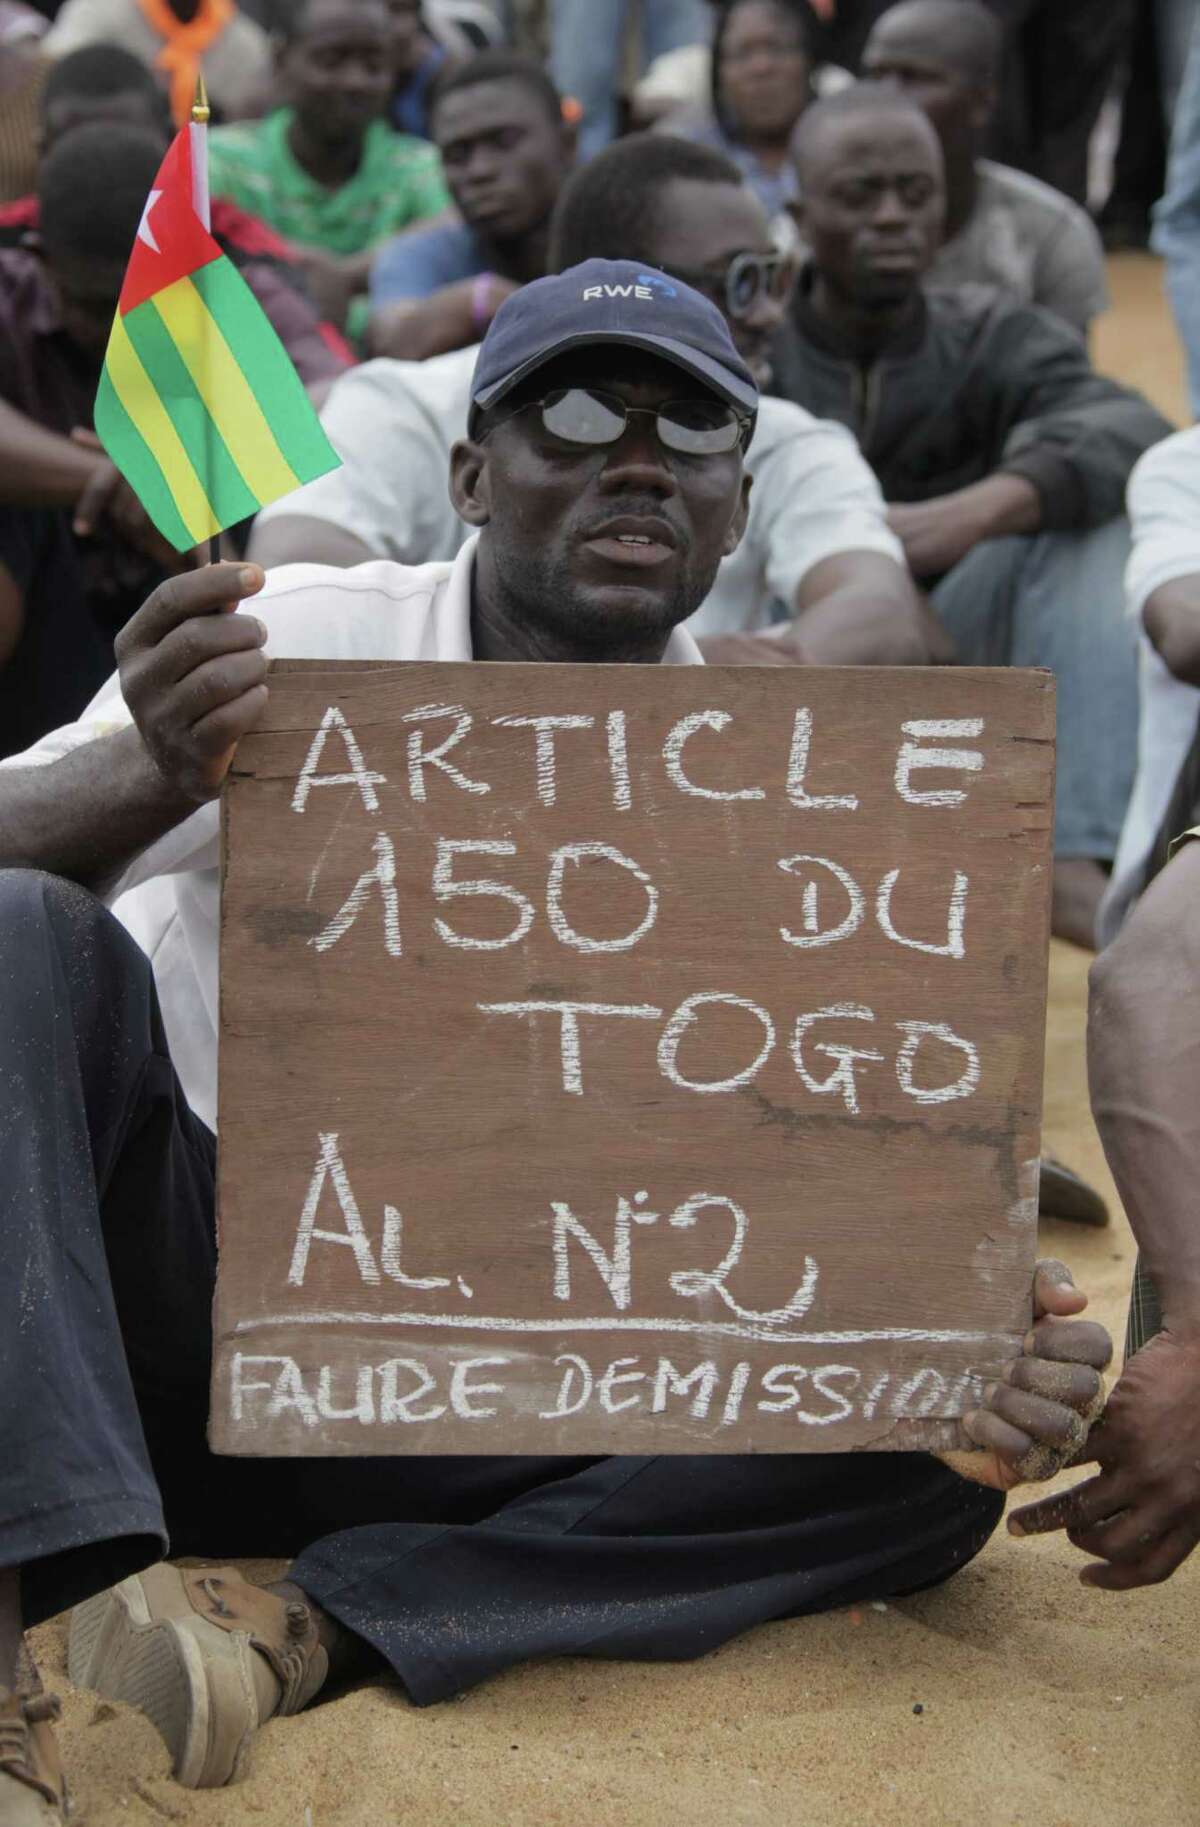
[26,257,1200,1827]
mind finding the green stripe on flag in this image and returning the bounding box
[191,257,339,484]
[94,368,197,551]
[122,297,262,529]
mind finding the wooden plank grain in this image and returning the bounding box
[212,662,1054,1456]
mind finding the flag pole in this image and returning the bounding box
[190,75,220,568]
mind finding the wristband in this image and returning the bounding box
[471,272,496,337]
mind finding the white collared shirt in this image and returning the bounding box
[1100,427,1200,944]
[1,538,704,1129]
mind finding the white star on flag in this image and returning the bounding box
[136,189,163,254]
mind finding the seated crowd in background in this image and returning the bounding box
[0,0,1188,958]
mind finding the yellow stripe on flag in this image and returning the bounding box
[104,314,220,544]
[153,274,301,503]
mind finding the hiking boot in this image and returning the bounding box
[67,1565,328,1788]
[0,1688,66,1825]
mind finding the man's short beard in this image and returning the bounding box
[489,536,721,661]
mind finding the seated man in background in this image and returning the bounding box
[367,51,575,361]
[254,133,931,667]
[0,266,1111,1816]
[1098,426,1200,946]
[0,43,355,378]
[43,0,272,126]
[0,124,200,759]
[772,85,1170,947]
[861,0,1108,338]
[207,0,450,343]
[385,0,449,139]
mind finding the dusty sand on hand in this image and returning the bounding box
[27,258,1200,1826]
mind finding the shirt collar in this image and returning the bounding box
[791,261,928,360]
[269,106,384,200]
[441,534,705,665]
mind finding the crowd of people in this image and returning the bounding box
[2,0,1200,1820]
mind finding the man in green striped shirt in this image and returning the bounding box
[207,0,451,342]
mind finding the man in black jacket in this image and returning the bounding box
[772,85,1172,947]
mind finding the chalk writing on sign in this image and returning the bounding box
[211,663,1053,1456]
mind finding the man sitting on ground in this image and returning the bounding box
[367,51,576,361]
[861,0,1108,338]
[771,85,1170,946]
[254,134,932,666]
[0,263,1110,1818]
[207,0,450,342]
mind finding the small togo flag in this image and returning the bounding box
[95,111,339,552]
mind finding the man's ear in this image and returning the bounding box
[723,472,752,557]
[559,116,579,168]
[450,437,493,527]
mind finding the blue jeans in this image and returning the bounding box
[1154,8,1200,417]
[549,0,712,160]
[931,519,1139,859]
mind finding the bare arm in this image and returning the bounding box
[0,407,195,570]
[887,474,1042,582]
[1142,572,1200,685]
[291,248,375,334]
[0,397,103,508]
[247,513,373,570]
[0,563,268,895]
[787,550,951,665]
[366,275,518,363]
[1089,843,1200,1329]
[1009,842,1200,1584]
[698,552,949,666]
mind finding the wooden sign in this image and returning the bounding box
[211,662,1053,1457]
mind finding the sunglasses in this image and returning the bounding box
[658,251,795,321]
[482,386,752,455]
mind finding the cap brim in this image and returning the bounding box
[471,329,759,429]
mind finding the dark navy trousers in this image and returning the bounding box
[0,870,1002,1705]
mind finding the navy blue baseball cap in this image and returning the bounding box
[468,259,759,437]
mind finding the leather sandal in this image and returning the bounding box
[1038,1155,1110,1227]
[68,1564,328,1789]
[0,1687,67,1824]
